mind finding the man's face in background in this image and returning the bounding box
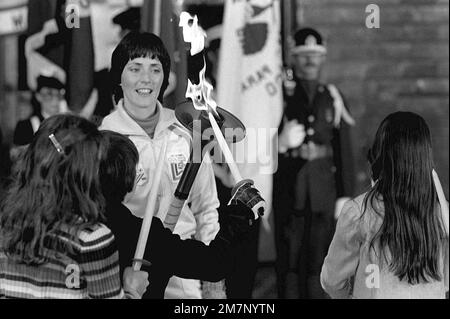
[36,87,64,116]
[293,52,326,81]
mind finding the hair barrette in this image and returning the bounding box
[49,134,65,155]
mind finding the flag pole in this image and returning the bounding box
[281,0,297,68]
[0,37,7,136]
[153,0,162,35]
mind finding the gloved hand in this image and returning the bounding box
[218,180,264,244]
[123,267,149,299]
[229,179,265,219]
[278,120,305,153]
[218,202,256,245]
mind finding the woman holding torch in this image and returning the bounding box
[100,31,221,299]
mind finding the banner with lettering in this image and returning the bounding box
[217,0,283,225]
[0,0,28,36]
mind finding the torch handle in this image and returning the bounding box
[163,157,202,231]
[174,162,202,200]
[133,136,168,271]
[208,112,243,183]
[207,111,266,219]
[163,197,187,232]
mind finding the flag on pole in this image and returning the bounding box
[217,0,283,226]
[141,0,187,108]
[25,0,96,114]
[66,0,95,113]
[25,0,66,91]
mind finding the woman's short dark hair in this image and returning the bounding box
[99,131,138,202]
[110,31,171,104]
[0,114,105,264]
[364,111,446,285]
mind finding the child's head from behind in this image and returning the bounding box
[368,111,434,183]
[0,114,105,264]
[100,130,138,203]
[365,111,446,285]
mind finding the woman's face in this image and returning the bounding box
[121,56,164,118]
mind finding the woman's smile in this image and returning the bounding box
[121,56,164,118]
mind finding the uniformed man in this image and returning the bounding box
[273,27,355,299]
[13,75,66,147]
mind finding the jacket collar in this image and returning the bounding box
[112,99,176,139]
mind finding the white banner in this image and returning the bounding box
[0,4,28,36]
[217,0,283,223]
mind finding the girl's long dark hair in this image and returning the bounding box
[0,114,106,265]
[363,111,446,284]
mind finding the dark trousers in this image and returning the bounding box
[274,203,335,299]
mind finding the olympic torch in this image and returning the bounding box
[163,12,266,231]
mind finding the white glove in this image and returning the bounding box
[278,120,305,153]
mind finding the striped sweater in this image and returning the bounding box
[0,223,125,299]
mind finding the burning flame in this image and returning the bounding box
[186,64,218,112]
[179,12,205,56]
[179,11,218,114]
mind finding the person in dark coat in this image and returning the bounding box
[13,75,65,146]
[99,130,259,299]
[273,27,356,299]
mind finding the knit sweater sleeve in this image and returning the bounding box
[78,224,125,299]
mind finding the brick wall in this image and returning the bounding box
[296,0,449,196]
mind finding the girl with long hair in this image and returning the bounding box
[0,114,148,299]
[321,111,449,298]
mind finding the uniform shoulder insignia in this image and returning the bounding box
[327,84,355,127]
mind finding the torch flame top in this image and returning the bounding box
[179,12,205,56]
[180,11,218,115]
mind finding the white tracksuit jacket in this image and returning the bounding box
[100,100,220,299]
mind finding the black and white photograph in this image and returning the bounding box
[0,0,448,312]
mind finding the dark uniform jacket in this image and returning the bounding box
[273,78,355,219]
